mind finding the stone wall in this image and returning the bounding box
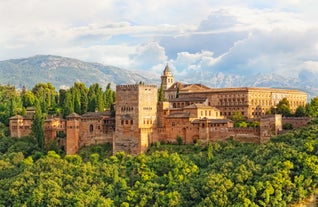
[282,117,312,129]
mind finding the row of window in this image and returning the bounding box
[143,119,153,125]
[219,94,247,98]
[11,126,30,130]
[121,120,133,125]
[219,101,245,106]
[121,106,134,112]
[200,110,218,117]
[220,111,245,116]
[143,107,153,110]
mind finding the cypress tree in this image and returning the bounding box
[32,99,44,150]
[158,83,166,101]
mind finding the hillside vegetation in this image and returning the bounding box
[1,123,318,206]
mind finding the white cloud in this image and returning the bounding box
[1,0,318,84]
[130,42,168,70]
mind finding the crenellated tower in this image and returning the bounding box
[114,84,157,154]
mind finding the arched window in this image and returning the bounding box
[90,124,94,132]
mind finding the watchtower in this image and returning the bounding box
[114,84,157,154]
[65,113,81,155]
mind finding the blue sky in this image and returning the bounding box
[1,0,318,78]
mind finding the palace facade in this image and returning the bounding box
[9,65,309,155]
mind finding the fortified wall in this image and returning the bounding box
[8,65,309,155]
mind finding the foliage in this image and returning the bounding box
[176,135,183,145]
[0,85,23,125]
[2,124,318,206]
[274,97,292,116]
[230,111,245,122]
[31,100,44,150]
[283,123,293,130]
[158,82,166,101]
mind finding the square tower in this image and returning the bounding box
[114,84,157,154]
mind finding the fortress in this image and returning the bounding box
[9,65,309,155]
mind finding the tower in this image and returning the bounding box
[161,64,174,90]
[114,84,157,154]
[65,113,81,155]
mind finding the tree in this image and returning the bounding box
[32,99,44,150]
[275,98,292,117]
[32,83,58,113]
[176,85,180,98]
[21,91,35,107]
[63,92,74,117]
[295,105,307,117]
[230,111,245,122]
[306,97,318,117]
[73,82,88,114]
[0,85,23,125]
[88,83,104,112]
[158,83,166,101]
[104,83,115,109]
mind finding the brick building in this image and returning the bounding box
[9,65,308,155]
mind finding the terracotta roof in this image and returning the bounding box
[169,97,207,102]
[166,82,210,92]
[180,84,211,92]
[184,103,219,110]
[45,117,65,122]
[167,112,196,118]
[81,111,111,118]
[191,119,232,124]
[9,115,24,119]
[66,113,81,118]
[166,82,183,91]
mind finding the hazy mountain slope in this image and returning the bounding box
[0,55,317,98]
[0,55,158,89]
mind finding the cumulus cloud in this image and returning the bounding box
[130,42,167,70]
[1,0,318,84]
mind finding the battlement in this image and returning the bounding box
[116,84,157,90]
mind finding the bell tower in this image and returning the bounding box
[161,64,174,90]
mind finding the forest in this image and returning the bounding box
[0,83,318,206]
[0,123,318,206]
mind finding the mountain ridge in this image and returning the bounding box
[0,55,158,90]
[0,55,317,98]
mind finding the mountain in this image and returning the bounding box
[0,55,159,90]
[0,55,317,98]
[179,70,318,99]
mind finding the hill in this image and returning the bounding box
[0,55,158,89]
[1,55,318,98]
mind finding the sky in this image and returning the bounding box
[1,0,318,78]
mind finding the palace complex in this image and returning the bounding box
[9,65,309,155]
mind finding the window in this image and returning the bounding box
[90,124,94,132]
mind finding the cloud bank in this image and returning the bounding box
[1,0,318,83]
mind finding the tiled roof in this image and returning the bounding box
[169,97,207,102]
[9,115,24,119]
[66,113,81,118]
[167,112,192,118]
[191,119,232,124]
[81,111,111,118]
